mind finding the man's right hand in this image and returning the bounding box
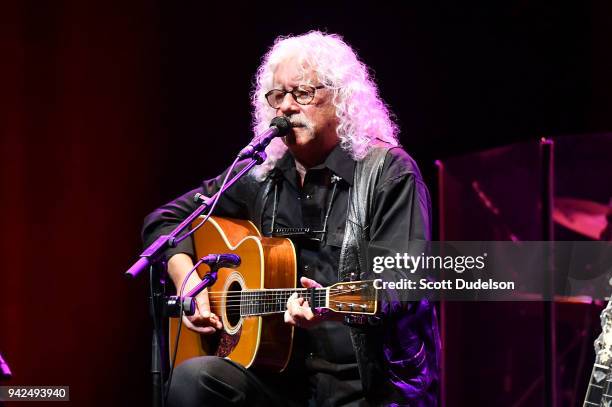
[169,253,223,335]
[182,291,222,335]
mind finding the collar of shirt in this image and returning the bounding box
[275,143,355,188]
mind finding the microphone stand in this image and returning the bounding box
[125,151,266,280]
[184,267,219,299]
[125,151,267,407]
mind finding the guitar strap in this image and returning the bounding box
[338,143,392,283]
[338,142,393,399]
[253,169,281,234]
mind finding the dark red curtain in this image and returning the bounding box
[0,1,161,404]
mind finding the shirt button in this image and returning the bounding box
[304,265,310,272]
[304,194,312,200]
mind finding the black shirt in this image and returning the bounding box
[264,146,356,364]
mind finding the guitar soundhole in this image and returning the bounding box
[226,280,242,328]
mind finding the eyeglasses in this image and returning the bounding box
[265,85,325,109]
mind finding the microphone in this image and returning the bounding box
[165,253,239,318]
[238,116,292,158]
[200,253,241,268]
[178,253,240,302]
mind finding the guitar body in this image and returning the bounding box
[169,216,297,371]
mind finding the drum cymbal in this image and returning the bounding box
[553,197,611,240]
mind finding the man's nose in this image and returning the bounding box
[277,92,299,116]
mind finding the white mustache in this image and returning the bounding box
[287,116,312,128]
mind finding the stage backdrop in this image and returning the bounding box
[0,1,160,404]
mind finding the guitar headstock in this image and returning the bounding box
[325,280,377,315]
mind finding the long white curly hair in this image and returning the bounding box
[250,31,399,180]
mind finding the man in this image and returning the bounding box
[143,31,439,406]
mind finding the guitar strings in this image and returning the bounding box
[203,296,374,315]
[205,296,342,301]
[208,295,373,307]
[205,286,368,294]
[206,296,363,302]
[204,289,368,304]
[205,293,329,298]
[209,299,328,304]
[205,287,367,297]
[205,295,367,304]
[187,287,371,313]
[211,302,371,309]
[206,290,361,298]
[207,292,369,303]
[206,296,366,303]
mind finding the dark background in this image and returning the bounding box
[1,1,611,405]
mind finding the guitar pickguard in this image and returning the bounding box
[216,326,242,358]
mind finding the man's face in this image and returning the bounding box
[271,60,338,164]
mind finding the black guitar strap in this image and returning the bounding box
[338,143,392,282]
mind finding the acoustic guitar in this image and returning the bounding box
[169,216,378,372]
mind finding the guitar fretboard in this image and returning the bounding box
[584,364,612,407]
[239,288,327,317]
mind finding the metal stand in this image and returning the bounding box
[149,265,166,407]
[125,152,266,280]
[540,138,557,407]
[125,151,268,407]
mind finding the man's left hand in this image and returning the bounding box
[284,276,324,328]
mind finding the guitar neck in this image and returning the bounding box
[584,363,612,407]
[238,285,374,317]
[240,288,327,317]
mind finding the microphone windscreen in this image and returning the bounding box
[269,116,292,136]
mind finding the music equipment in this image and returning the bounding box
[169,217,378,371]
[199,253,241,269]
[584,301,612,406]
[238,116,292,158]
[554,197,611,240]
